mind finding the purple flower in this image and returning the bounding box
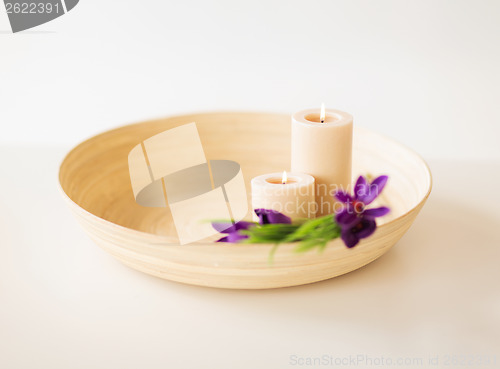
[254,208,292,225]
[213,209,291,243]
[334,175,390,248]
[212,221,255,243]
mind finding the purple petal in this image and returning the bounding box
[226,232,248,243]
[335,209,358,227]
[334,190,353,203]
[361,175,389,205]
[212,221,254,234]
[359,193,376,205]
[341,229,359,248]
[212,222,235,233]
[266,212,292,225]
[233,221,255,230]
[356,219,377,239]
[254,209,291,225]
[364,206,390,219]
[372,175,388,193]
[354,176,368,201]
[216,236,229,242]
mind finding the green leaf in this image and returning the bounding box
[209,214,343,257]
[241,224,300,243]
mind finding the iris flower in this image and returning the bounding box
[334,175,390,248]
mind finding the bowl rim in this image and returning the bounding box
[58,111,433,246]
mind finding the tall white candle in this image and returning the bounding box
[291,107,353,216]
[251,171,315,221]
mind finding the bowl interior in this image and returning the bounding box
[59,112,431,243]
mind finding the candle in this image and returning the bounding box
[251,171,315,221]
[291,105,353,216]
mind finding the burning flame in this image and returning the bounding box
[320,102,326,123]
[282,171,288,184]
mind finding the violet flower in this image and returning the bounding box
[334,175,390,248]
[254,208,292,225]
[213,209,291,243]
[212,221,255,243]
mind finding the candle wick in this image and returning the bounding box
[320,119,324,123]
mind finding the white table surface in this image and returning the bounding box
[1,145,499,369]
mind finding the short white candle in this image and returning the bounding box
[291,105,353,216]
[251,171,315,221]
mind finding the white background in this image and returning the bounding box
[1,1,499,369]
[1,0,500,160]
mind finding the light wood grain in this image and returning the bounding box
[58,112,432,289]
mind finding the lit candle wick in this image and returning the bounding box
[320,103,326,123]
[282,171,287,184]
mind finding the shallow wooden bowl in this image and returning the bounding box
[59,112,432,289]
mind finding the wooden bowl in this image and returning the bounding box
[59,112,432,289]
